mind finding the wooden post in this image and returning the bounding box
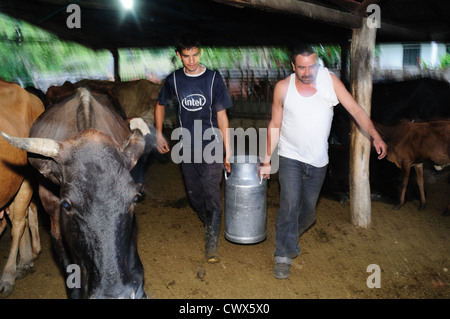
[340,40,349,84]
[111,48,121,82]
[349,18,376,228]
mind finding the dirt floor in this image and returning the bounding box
[1,155,449,300]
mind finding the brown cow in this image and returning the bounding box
[46,79,168,124]
[374,120,450,212]
[75,79,171,126]
[46,79,165,198]
[0,79,44,296]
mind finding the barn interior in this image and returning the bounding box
[2,0,450,49]
[1,0,450,301]
[2,0,450,83]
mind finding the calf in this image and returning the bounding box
[374,120,450,211]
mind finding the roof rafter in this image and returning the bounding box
[214,0,363,28]
[214,0,430,41]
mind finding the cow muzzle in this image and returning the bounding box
[90,282,146,299]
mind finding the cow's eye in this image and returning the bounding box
[133,194,140,203]
[60,199,72,211]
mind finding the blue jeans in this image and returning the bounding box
[275,156,327,263]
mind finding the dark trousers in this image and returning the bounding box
[180,162,223,233]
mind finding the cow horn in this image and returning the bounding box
[1,131,60,158]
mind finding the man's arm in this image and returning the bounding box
[155,101,170,154]
[331,73,387,159]
[261,78,288,178]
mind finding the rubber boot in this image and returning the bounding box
[205,210,221,263]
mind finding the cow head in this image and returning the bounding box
[1,129,147,299]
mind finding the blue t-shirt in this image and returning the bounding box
[158,67,232,156]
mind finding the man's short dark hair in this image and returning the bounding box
[175,33,201,53]
[291,43,315,63]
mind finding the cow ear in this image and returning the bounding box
[123,130,145,170]
[29,156,63,185]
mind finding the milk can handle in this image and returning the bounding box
[224,167,230,180]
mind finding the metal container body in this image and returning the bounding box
[224,155,267,244]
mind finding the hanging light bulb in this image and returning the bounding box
[120,0,133,10]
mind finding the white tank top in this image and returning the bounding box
[278,74,334,167]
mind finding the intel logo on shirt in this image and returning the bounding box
[182,94,206,111]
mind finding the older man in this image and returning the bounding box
[261,44,387,279]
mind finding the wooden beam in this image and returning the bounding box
[215,0,431,41]
[214,0,363,28]
[326,0,360,13]
[349,18,376,228]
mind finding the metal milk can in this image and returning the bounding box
[224,155,267,244]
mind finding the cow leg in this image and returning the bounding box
[27,202,41,260]
[414,164,426,210]
[395,165,411,209]
[0,208,8,235]
[0,179,33,297]
[16,182,40,278]
[16,218,34,279]
[28,202,42,260]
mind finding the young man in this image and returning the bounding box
[155,34,232,263]
[261,44,387,279]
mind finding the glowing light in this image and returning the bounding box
[120,0,133,10]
